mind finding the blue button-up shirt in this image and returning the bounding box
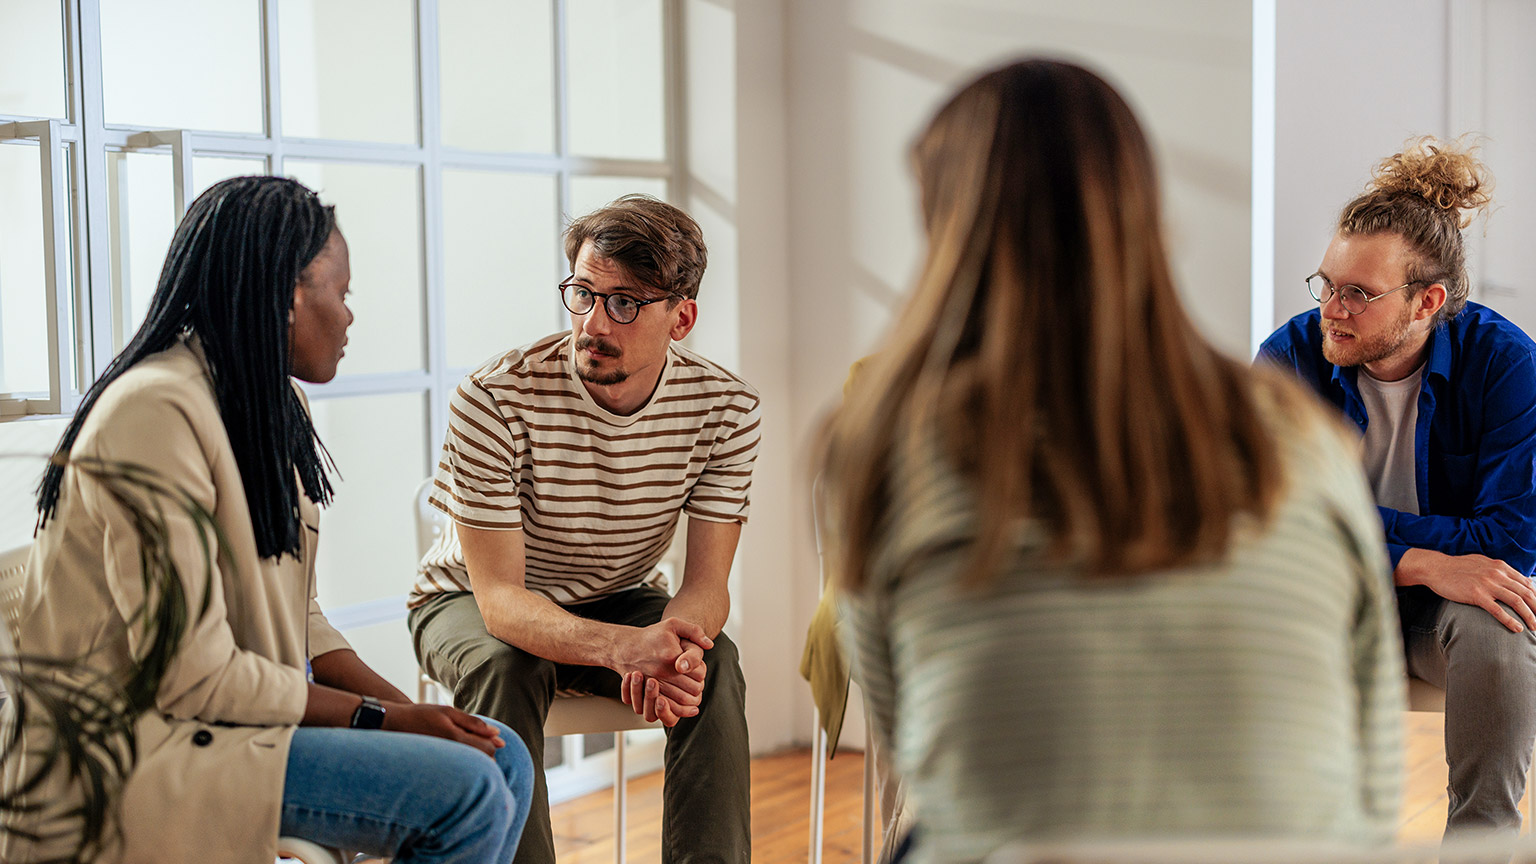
[1259,301,1536,575]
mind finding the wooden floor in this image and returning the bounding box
[550,711,1519,863]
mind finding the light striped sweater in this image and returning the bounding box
[842,391,1404,863]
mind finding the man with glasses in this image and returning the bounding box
[407,195,760,863]
[1260,138,1536,839]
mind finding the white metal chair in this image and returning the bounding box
[412,478,658,864]
[1,543,28,702]
[807,477,881,864]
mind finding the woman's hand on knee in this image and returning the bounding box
[384,702,506,757]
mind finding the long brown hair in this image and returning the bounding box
[820,59,1292,590]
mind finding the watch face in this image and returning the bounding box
[351,697,387,730]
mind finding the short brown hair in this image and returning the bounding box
[563,194,708,300]
[1338,136,1493,323]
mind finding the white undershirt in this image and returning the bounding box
[1357,364,1424,515]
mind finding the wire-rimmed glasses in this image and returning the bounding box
[558,280,673,325]
[1306,272,1422,315]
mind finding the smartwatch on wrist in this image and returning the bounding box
[350,695,387,730]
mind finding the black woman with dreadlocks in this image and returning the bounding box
[3,176,533,864]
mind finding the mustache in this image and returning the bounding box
[576,336,622,357]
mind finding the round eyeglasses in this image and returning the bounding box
[558,280,674,325]
[1306,272,1422,316]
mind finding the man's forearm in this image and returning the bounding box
[663,585,729,640]
[475,583,628,668]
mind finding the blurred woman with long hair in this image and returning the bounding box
[820,59,1404,862]
[4,176,532,864]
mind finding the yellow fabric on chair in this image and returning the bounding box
[800,356,874,755]
[800,585,851,753]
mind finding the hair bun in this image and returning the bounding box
[1368,135,1493,228]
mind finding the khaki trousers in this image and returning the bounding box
[409,588,751,864]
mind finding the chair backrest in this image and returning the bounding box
[1,544,30,706]
[0,544,29,654]
[413,478,447,560]
[1406,675,1447,712]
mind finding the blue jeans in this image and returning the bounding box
[279,717,534,863]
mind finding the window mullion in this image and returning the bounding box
[0,120,75,415]
[104,149,130,352]
[418,0,449,456]
[73,0,114,400]
[260,0,284,174]
[662,0,685,204]
[552,0,572,334]
[126,130,195,217]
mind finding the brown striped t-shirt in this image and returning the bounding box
[409,331,762,606]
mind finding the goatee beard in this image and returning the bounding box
[577,363,628,386]
[576,336,626,385]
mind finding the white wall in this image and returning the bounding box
[1272,0,1451,329]
[1475,0,1536,332]
[777,0,1255,748]
[679,0,800,755]
[1271,0,1536,335]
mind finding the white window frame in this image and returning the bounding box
[1,0,688,441]
[1,0,687,794]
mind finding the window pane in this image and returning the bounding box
[0,0,66,119]
[566,0,666,161]
[100,0,264,133]
[307,391,427,609]
[0,142,75,396]
[192,156,267,199]
[442,170,560,368]
[286,161,424,374]
[440,0,554,153]
[279,0,417,144]
[107,154,260,357]
[107,151,176,351]
[567,176,668,222]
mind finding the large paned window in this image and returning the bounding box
[0,0,680,793]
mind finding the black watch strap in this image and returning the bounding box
[350,695,387,730]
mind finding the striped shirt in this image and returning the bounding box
[841,383,1404,863]
[409,331,761,606]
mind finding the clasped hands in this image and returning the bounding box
[615,616,713,727]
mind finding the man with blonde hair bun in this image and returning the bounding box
[1262,137,1536,839]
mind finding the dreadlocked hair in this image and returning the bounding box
[36,175,339,560]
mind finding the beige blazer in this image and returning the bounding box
[2,339,350,864]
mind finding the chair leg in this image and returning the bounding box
[614,730,627,864]
[418,670,441,705]
[862,713,877,864]
[810,708,826,864]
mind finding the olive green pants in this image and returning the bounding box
[408,588,751,864]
